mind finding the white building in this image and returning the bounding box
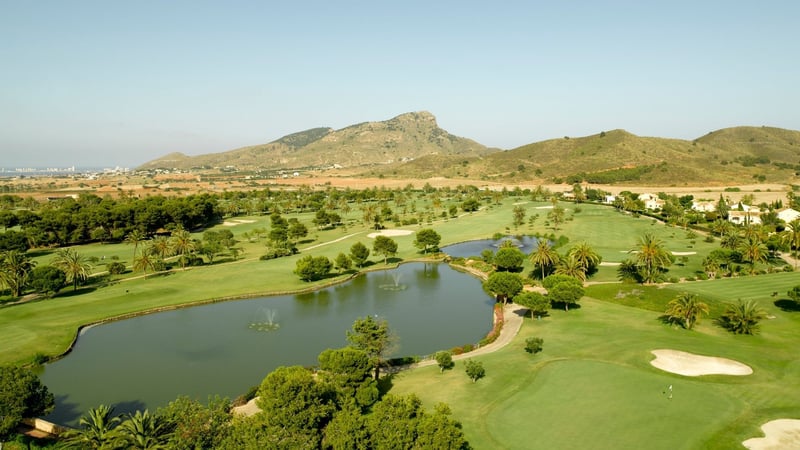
[778,208,800,224]
[638,193,664,211]
[691,201,716,213]
[728,210,761,225]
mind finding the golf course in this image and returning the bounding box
[3,194,800,448]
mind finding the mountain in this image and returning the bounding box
[379,126,800,185]
[138,111,492,171]
[140,113,800,185]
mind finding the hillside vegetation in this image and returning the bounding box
[139,111,491,172]
[140,111,800,185]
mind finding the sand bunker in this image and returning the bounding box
[743,419,800,450]
[367,229,414,238]
[671,251,697,256]
[222,219,257,226]
[650,349,752,377]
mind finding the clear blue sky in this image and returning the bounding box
[2,1,799,167]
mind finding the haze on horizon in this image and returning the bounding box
[2,1,799,168]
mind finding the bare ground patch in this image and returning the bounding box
[367,229,414,238]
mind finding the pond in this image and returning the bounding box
[441,235,541,258]
[41,263,493,426]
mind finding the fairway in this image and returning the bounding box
[488,360,738,450]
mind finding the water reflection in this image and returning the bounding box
[441,235,541,258]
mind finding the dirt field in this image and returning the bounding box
[0,171,791,205]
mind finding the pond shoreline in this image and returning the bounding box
[47,256,448,366]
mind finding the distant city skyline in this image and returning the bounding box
[2,1,799,167]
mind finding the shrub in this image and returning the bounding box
[525,337,544,355]
[107,261,126,275]
[32,352,49,365]
[260,247,295,260]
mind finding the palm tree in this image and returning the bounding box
[720,299,767,335]
[631,233,672,284]
[0,250,36,297]
[530,239,560,280]
[125,229,147,261]
[710,219,732,237]
[739,237,767,275]
[702,256,722,280]
[51,248,92,291]
[742,224,767,244]
[170,229,196,270]
[665,293,709,330]
[133,251,158,280]
[555,254,586,281]
[720,230,742,250]
[116,410,171,450]
[60,404,121,449]
[567,242,601,275]
[782,219,800,269]
[149,236,172,261]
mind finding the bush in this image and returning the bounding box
[525,337,544,355]
[28,266,66,296]
[260,247,296,260]
[107,261,127,275]
[32,352,49,365]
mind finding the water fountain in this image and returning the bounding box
[379,272,407,291]
[248,308,280,331]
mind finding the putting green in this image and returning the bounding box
[484,360,740,449]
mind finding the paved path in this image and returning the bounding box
[387,302,527,372]
[233,303,529,417]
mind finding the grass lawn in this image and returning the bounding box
[390,282,800,449]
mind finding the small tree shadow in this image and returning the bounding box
[775,299,800,312]
[657,314,674,325]
[377,373,394,395]
[57,286,99,298]
[550,301,581,311]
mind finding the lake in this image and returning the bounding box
[41,262,493,426]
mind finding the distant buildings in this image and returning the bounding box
[637,193,664,211]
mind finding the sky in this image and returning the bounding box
[1,1,799,168]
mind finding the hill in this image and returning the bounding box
[140,112,800,185]
[138,112,493,172]
[376,127,800,185]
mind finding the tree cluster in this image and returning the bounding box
[54,317,468,449]
[1,193,220,248]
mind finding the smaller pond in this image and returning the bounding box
[441,235,541,258]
